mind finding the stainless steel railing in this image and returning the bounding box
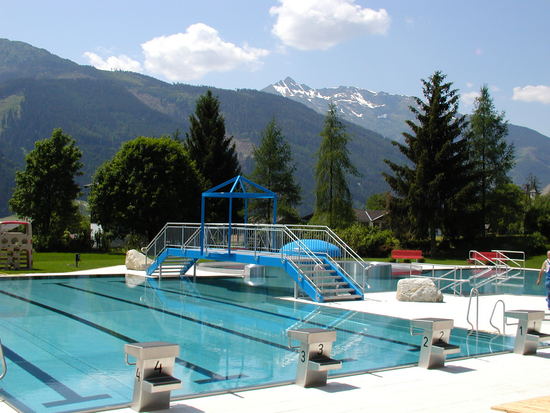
[143,222,368,294]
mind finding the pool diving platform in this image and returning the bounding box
[144,223,370,303]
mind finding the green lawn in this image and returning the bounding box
[0,252,125,275]
[1,251,545,275]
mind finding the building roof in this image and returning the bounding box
[353,208,387,224]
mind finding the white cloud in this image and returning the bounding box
[141,23,269,82]
[83,52,142,72]
[461,91,480,106]
[513,85,550,104]
[269,0,390,50]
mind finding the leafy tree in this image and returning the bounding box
[365,192,388,210]
[311,103,359,227]
[485,183,525,234]
[185,90,241,221]
[525,193,550,236]
[467,85,514,235]
[337,223,399,257]
[89,137,203,241]
[9,128,82,250]
[384,71,473,253]
[250,119,301,223]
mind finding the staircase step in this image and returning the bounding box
[318,282,349,287]
[322,283,355,295]
[323,294,363,302]
[312,275,343,281]
[301,269,335,274]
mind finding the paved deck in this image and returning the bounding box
[2,266,550,413]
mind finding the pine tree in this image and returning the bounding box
[9,128,82,250]
[312,103,358,228]
[185,90,241,221]
[384,71,473,253]
[467,85,514,235]
[250,119,301,223]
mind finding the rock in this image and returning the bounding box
[396,277,443,302]
[125,249,148,271]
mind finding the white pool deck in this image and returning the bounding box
[3,265,550,413]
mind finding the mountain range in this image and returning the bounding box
[0,38,549,219]
[0,39,400,217]
[262,77,550,191]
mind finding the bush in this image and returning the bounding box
[337,223,399,257]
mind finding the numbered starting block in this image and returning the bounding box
[410,318,461,369]
[124,342,181,412]
[504,310,550,355]
[287,328,342,387]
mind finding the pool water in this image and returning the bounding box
[367,266,544,297]
[0,270,514,413]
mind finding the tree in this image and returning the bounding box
[185,90,241,221]
[89,137,203,242]
[467,85,514,235]
[250,119,301,223]
[523,173,541,200]
[365,192,388,210]
[525,193,550,236]
[9,128,82,250]
[311,103,359,227]
[486,183,525,234]
[384,71,473,253]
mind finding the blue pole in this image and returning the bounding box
[272,197,278,225]
[228,197,233,253]
[200,195,205,255]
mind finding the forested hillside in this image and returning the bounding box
[0,39,399,216]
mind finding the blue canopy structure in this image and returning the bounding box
[200,175,278,253]
[281,239,341,258]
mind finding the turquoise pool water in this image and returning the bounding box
[367,266,544,296]
[0,271,514,413]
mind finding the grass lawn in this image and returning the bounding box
[1,251,545,275]
[0,252,125,275]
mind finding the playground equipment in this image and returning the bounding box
[144,176,371,303]
[0,221,32,270]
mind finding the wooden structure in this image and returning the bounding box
[0,221,33,270]
[492,395,550,412]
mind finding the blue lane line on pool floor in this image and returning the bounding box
[55,283,294,352]
[109,280,420,351]
[0,289,246,386]
[2,346,111,408]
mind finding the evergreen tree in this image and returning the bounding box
[467,85,514,235]
[384,71,473,253]
[185,90,241,221]
[9,128,82,250]
[312,103,359,228]
[250,119,301,223]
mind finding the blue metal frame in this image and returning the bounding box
[200,176,278,254]
[147,247,363,302]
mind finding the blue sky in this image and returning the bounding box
[2,0,549,136]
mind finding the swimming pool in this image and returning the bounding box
[0,270,514,413]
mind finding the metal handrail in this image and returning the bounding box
[466,288,479,332]
[489,299,506,334]
[286,224,370,268]
[143,222,367,295]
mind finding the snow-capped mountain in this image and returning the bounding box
[262,77,415,141]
